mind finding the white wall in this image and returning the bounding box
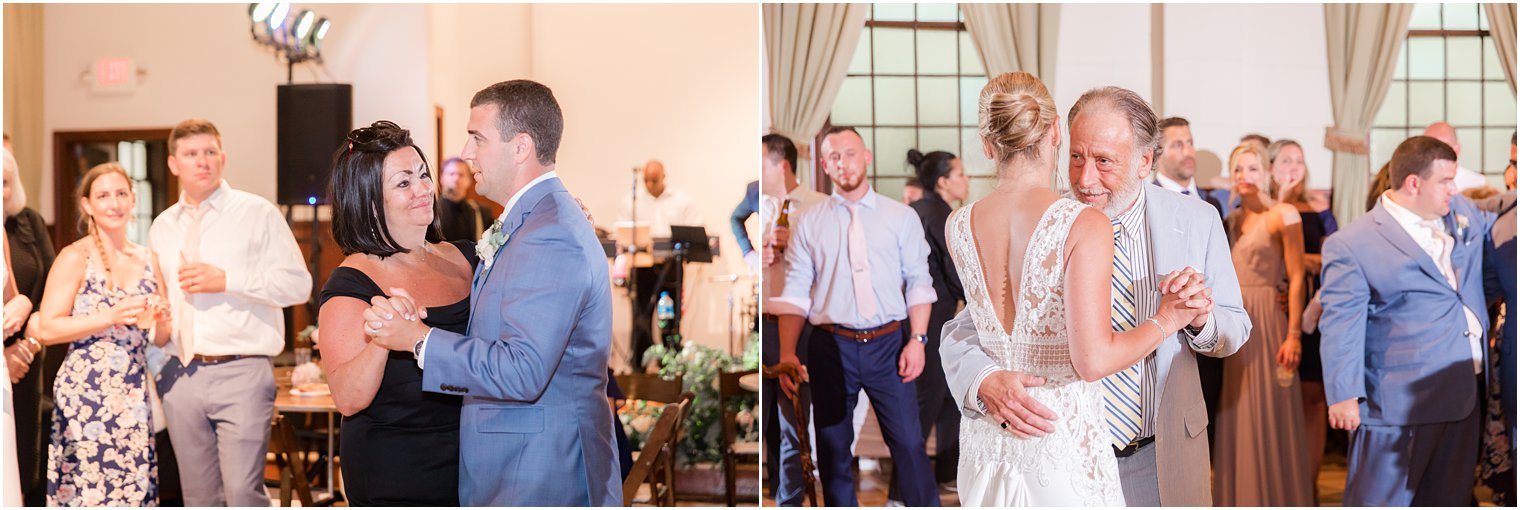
[41,3,432,222]
[528,4,761,362]
[1051,3,1153,189]
[427,4,533,161]
[1164,3,1335,189]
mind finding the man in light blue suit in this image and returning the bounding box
[365,80,621,506]
[1320,136,1494,506]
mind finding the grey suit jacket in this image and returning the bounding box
[940,185,1251,506]
[421,177,622,506]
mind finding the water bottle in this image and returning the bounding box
[656,292,675,329]
[1275,364,1295,388]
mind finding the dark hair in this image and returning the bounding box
[1240,133,1271,147]
[822,125,862,142]
[908,149,957,193]
[1390,135,1457,191]
[1159,117,1190,131]
[904,176,922,189]
[762,133,798,171]
[328,120,440,257]
[470,80,563,166]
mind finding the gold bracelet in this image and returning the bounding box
[24,337,41,354]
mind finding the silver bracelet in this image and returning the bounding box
[1147,318,1165,333]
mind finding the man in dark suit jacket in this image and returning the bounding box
[1153,117,1227,218]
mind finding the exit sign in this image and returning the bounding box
[92,58,138,93]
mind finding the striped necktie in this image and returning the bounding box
[1102,220,1144,449]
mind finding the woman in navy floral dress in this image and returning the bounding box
[35,163,170,506]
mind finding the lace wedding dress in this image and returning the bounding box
[947,198,1125,506]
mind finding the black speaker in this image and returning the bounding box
[277,83,352,205]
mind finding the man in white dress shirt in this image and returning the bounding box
[771,126,940,506]
[619,159,704,237]
[759,133,827,506]
[1424,121,1489,191]
[150,119,313,506]
[1154,117,1228,218]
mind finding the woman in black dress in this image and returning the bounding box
[317,121,470,506]
[4,148,58,506]
[892,148,968,498]
[1268,139,1338,497]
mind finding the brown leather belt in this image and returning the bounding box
[818,322,901,342]
[1112,435,1155,458]
[190,354,264,365]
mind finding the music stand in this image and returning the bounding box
[668,225,712,263]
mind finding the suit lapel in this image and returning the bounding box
[1370,204,1451,290]
[465,177,566,330]
[1142,187,1185,405]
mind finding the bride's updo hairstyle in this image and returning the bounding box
[977,72,1058,164]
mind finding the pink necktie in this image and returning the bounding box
[179,206,201,362]
[845,202,878,321]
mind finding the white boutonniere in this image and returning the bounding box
[1456,214,1470,243]
[476,218,508,269]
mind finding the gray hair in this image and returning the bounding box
[3,149,24,217]
[1066,86,1160,165]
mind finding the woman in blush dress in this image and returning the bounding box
[1213,142,1313,506]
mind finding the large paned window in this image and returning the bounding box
[826,4,993,200]
[1372,3,1516,185]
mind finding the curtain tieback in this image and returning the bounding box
[1324,126,1369,155]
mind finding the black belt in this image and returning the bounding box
[1112,435,1155,458]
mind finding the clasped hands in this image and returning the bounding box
[362,288,431,352]
[982,267,1214,438]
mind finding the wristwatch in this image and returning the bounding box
[911,333,928,345]
[1183,323,1204,336]
[411,336,427,360]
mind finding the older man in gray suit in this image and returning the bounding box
[940,86,1251,506]
[365,80,620,506]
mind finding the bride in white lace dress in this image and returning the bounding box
[947,72,1195,506]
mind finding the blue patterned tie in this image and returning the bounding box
[1102,221,1144,449]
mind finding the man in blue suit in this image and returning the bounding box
[365,80,621,506]
[1320,135,1493,506]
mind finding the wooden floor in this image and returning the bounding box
[761,404,1503,507]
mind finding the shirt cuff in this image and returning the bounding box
[905,286,938,308]
[415,328,436,370]
[222,266,245,295]
[767,296,810,317]
[1184,313,1219,352]
[966,366,1001,415]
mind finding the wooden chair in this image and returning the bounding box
[762,363,818,506]
[623,391,695,506]
[719,369,760,506]
[615,372,685,404]
[269,413,315,507]
[616,372,687,503]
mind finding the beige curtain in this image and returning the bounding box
[1486,3,1517,92]
[1323,4,1412,224]
[4,4,45,214]
[764,3,868,175]
[960,3,1060,81]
